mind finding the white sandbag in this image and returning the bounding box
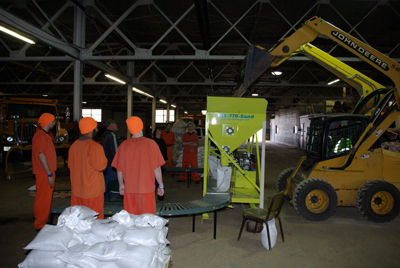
[134,214,168,229]
[207,155,219,180]
[208,155,231,192]
[57,205,98,228]
[84,241,128,261]
[122,227,169,247]
[18,250,67,268]
[154,244,171,267]
[91,219,126,241]
[216,165,232,192]
[74,218,94,233]
[24,225,73,251]
[55,244,91,267]
[112,210,137,228]
[68,231,84,248]
[260,218,277,250]
[115,245,157,268]
[79,232,107,246]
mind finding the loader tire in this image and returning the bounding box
[356,180,400,223]
[276,167,295,200]
[293,178,338,221]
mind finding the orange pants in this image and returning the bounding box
[124,192,156,215]
[179,152,200,181]
[34,173,55,229]
[71,194,104,219]
[166,146,174,174]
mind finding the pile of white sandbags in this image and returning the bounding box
[19,206,171,268]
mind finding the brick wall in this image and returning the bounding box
[271,107,300,146]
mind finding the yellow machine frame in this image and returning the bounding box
[239,17,400,222]
[203,96,268,207]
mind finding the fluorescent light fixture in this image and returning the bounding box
[272,71,282,76]
[82,102,87,104]
[105,74,126,84]
[160,99,167,104]
[328,79,340,85]
[132,87,153,98]
[43,95,48,97]
[252,93,259,96]
[0,26,35,44]
[184,111,188,114]
[171,104,176,108]
[201,110,207,115]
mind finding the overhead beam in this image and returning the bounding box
[0,7,79,59]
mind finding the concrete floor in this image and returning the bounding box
[1,141,400,268]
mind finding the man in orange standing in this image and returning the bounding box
[32,113,57,231]
[112,116,165,215]
[68,117,107,219]
[178,122,201,184]
[161,122,175,175]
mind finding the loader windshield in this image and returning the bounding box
[307,116,368,160]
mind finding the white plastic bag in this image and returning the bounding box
[134,214,168,229]
[18,250,67,268]
[24,225,73,251]
[115,245,158,268]
[260,218,277,250]
[208,155,231,192]
[122,227,169,246]
[57,205,98,229]
[112,210,137,228]
[91,219,126,241]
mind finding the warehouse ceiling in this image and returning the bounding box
[0,0,399,116]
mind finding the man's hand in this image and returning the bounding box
[157,188,164,196]
[48,176,55,185]
[119,184,125,195]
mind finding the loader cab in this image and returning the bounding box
[307,115,369,161]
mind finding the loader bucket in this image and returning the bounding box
[234,45,275,97]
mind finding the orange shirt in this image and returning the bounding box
[112,137,165,194]
[161,130,175,145]
[182,132,199,154]
[68,139,107,198]
[32,130,57,175]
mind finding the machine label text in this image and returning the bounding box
[331,31,389,71]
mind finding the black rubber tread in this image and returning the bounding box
[293,178,338,221]
[276,167,295,201]
[276,167,295,192]
[356,180,400,223]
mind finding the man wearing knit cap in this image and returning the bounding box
[32,113,57,231]
[112,116,165,215]
[68,117,107,218]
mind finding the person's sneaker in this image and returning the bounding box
[195,181,200,184]
[177,180,185,183]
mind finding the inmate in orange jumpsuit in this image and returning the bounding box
[179,131,201,182]
[112,137,165,215]
[32,130,57,229]
[161,130,175,174]
[68,138,107,219]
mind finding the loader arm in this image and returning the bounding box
[268,16,400,109]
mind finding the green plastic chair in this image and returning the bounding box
[237,192,285,250]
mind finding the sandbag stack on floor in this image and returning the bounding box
[19,206,171,268]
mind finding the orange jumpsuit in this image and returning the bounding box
[112,137,165,215]
[68,139,107,219]
[179,132,200,182]
[161,130,175,174]
[32,130,57,229]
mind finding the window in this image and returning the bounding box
[155,109,175,123]
[82,109,102,122]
